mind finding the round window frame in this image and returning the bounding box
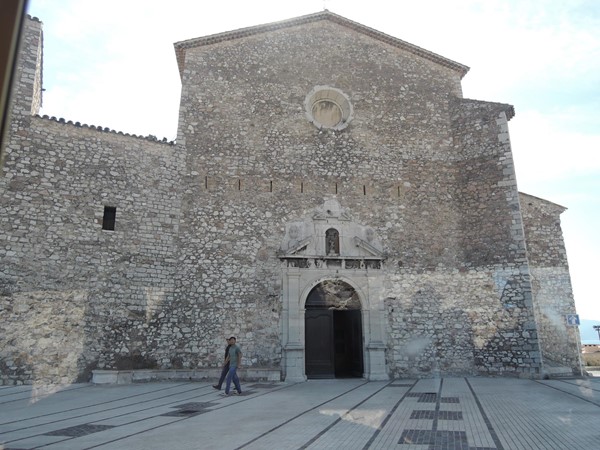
[304,86,353,131]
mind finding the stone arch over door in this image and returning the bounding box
[282,272,388,382]
[304,279,364,378]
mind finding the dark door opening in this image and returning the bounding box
[304,279,364,379]
[305,309,363,379]
[333,309,363,378]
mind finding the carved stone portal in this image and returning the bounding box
[279,199,388,382]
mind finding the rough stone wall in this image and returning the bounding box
[176,19,541,377]
[520,193,580,373]
[1,18,186,384]
[384,269,539,377]
[0,15,576,384]
[0,115,183,385]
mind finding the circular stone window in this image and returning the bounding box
[305,86,353,130]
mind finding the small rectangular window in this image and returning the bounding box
[102,206,116,231]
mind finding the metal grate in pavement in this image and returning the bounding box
[161,401,219,417]
[173,402,218,410]
[399,429,469,448]
[407,392,438,402]
[44,424,115,437]
[410,410,463,420]
[161,409,207,417]
[399,429,497,449]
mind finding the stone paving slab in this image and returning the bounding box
[0,376,598,449]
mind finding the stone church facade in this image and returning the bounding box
[0,12,581,385]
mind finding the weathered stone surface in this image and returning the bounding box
[0,12,580,385]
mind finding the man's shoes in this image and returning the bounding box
[212,385,220,390]
[220,392,229,396]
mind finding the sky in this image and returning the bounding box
[25,0,600,328]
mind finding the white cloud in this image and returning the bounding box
[511,110,600,184]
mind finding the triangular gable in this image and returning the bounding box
[173,10,469,80]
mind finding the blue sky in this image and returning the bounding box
[25,1,600,328]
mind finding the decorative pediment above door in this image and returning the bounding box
[278,199,385,270]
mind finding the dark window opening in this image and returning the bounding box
[102,206,116,231]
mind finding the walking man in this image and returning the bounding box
[223,336,242,396]
[213,337,233,391]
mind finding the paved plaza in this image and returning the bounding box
[1,376,599,449]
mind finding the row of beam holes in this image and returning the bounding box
[104,181,401,231]
[205,177,377,196]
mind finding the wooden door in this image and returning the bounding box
[305,309,334,378]
[334,310,364,377]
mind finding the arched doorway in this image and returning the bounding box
[305,280,364,378]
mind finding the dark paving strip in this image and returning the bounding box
[0,383,90,402]
[465,378,504,450]
[534,380,600,407]
[160,409,208,418]
[406,392,438,403]
[247,383,278,389]
[400,381,483,450]
[0,382,197,429]
[398,429,497,450]
[297,381,395,450]
[232,380,372,450]
[433,380,443,432]
[80,382,299,450]
[410,410,463,420]
[553,378,600,393]
[0,384,213,443]
[361,379,419,450]
[4,384,291,449]
[399,429,470,448]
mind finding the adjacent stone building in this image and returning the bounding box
[0,11,581,385]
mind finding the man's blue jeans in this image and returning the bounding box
[215,363,229,389]
[225,365,242,394]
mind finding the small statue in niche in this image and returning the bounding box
[326,228,339,255]
[287,224,301,250]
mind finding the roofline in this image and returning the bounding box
[173,10,470,79]
[519,192,567,212]
[459,97,516,121]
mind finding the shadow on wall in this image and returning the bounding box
[389,271,543,377]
